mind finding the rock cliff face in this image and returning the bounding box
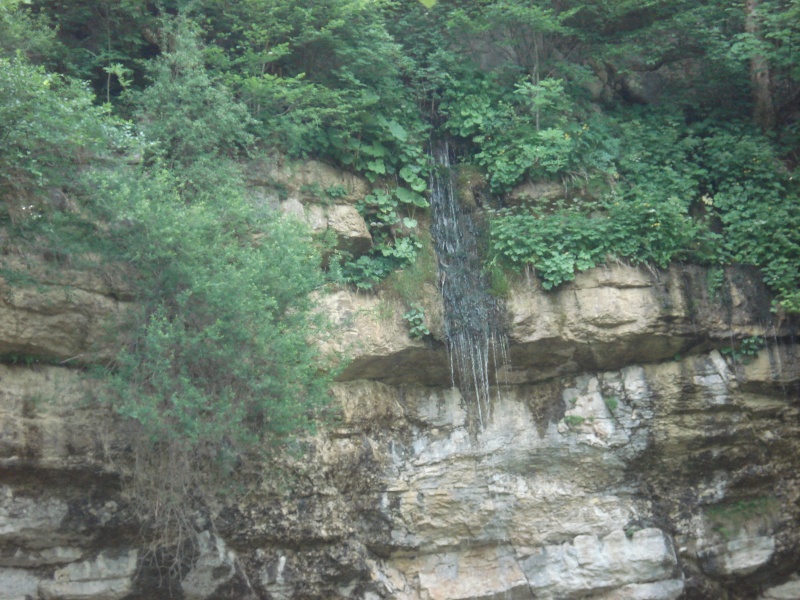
[2,168,800,600]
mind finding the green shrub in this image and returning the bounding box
[488,192,707,290]
[707,267,725,300]
[132,18,255,195]
[0,56,117,206]
[337,186,428,290]
[487,264,511,298]
[564,415,585,427]
[384,229,438,303]
[88,165,333,556]
[698,125,800,313]
[0,0,58,62]
[442,76,580,193]
[486,110,799,312]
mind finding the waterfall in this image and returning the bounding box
[429,142,509,428]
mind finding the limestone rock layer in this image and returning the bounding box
[1,251,799,599]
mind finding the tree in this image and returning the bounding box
[745,0,776,129]
[133,16,255,194]
[0,0,58,61]
[0,54,114,211]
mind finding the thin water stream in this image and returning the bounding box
[429,142,509,429]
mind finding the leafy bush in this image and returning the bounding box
[487,110,799,312]
[721,336,767,364]
[132,18,255,195]
[695,124,800,312]
[0,0,58,61]
[442,76,580,193]
[489,193,708,290]
[95,22,334,545]
[564,415,585,427]
[338,251,401,290]
[384,229,439,303]
[0,56,118,207]
[489,206,607,289]
[90,166,332,448]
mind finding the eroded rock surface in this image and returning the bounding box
[329,264,787,386]
[1,254,799,599]
[0,255,133,364]
[38,550,138,600]
[246,157,373,256]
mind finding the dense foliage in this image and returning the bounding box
[5,0,796,299]
[1,0,799,549]
[488,112,800,310]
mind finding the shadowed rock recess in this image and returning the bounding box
[2,225,800,598]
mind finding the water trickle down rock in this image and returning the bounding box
[429,142,508,427]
